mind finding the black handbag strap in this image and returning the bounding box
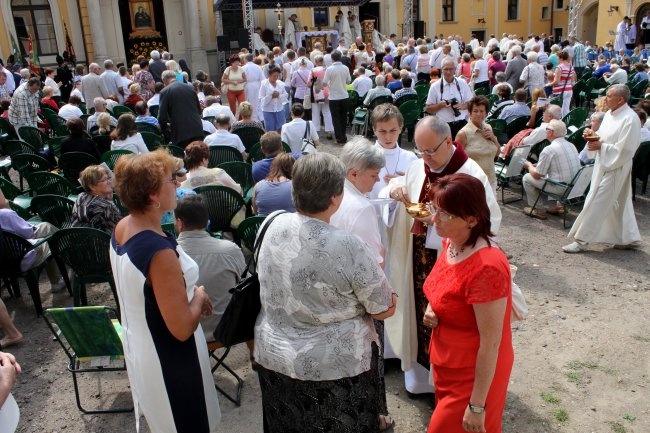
[303,121,310,140]
[241,210,287,278]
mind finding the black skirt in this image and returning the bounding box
[258,343,381,433]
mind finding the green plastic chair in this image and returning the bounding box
[194,185,245,239]
[160,144,185,158]
[141,131,164,151]
[112,105,134,118]
[136,122,161,135]
[208,145,243,168]
[487,119,508,144]
[398,100,421,143]
[43,113,70,137]
[5,139,38,156]
[347,89,360,125]
[101,149,134,170]
[562,108,588,130]
[506,116,531,140]
[565,126,587,153]
[43,306,132,414]
[26,171,78,197]
[113,193,129,216]
[11,153,51,190]
[0,176,32,210]
[58,151,99,184]
[632,140,650,200]
[236,215,266,252]
[46,135,71,158]
[0,229,56,316]
[394,93,419,107]
[416,84,429,110]
[528,164,595,228]
[248,142,264,163]
[218,161,255,197]
[48,228,118,308]
[161,222,177,237]
[232,126,265,152]
[30,194,75,229]
[91,135,112,155]
[0,117,19,141]
[18,126,49,150]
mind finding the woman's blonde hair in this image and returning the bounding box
[129,83,141,94]
[166,60,181,72]
[239,101,253,118]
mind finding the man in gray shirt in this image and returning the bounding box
[100,59,125,103]
[174,195,246,342]
[323,50,351,144]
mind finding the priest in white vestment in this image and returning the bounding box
[614,18,629,52]
[252,28,267,54]
[564,84,642,253]
[285,14,298,49]
[380,116,501,395]
[340,11,353,48]
[243,55,265,122]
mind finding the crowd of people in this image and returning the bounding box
[0,23,647,433]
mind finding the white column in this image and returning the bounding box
[182,0,209,76]
[86,0,108,62]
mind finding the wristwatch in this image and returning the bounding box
[468,403,486,414]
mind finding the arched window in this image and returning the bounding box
[11,0,58,56]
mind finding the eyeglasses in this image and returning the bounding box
[413,137,448,157]
[425,203,456,221]
[98,177,112,183]
[167,173,180,184]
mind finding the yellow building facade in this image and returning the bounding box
[1,1,649,78]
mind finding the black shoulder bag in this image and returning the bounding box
[213,211,286,346]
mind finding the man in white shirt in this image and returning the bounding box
[425,58,473,139]
[100,59,125,103]
[323,50,351,144]
[281,103,320,153]
[202,95,236,124]
[204,114,247,160]
[352,67,373,99]
[604,63,628,85]
[57,95,84,120]
[86,97,118,132]
[428,40,445,70]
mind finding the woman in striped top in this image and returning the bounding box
[549,50,577,117]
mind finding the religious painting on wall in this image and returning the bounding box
[128,0,161,38]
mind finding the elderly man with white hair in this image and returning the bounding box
[149,50,166,83]
[604,62,628,85]
[522,119,581,219]
[363,74,392,106]
[564,84,642,252]
[81,63,110,107]
[86,97,118,131]
[100,59,125,103]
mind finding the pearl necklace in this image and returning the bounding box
[447,244,466,259]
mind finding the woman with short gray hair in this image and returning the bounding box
[255,152,397,432]
[331,137,397,429]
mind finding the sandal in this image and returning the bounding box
[523,207,548,220]
[379,414,395,431]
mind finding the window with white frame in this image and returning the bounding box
[11,0,58,56]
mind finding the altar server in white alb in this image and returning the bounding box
[563,84,642,253]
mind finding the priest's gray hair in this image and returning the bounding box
[416,115,452,140]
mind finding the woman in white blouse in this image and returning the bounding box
[254,153,397,433]
[258,66,288,132]
[110,113,149,154]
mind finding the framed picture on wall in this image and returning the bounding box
[129,0,161,38]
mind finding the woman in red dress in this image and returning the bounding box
[422,173,513,433]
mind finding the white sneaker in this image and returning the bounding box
[562,241,588,253]
[50,278,67,293]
